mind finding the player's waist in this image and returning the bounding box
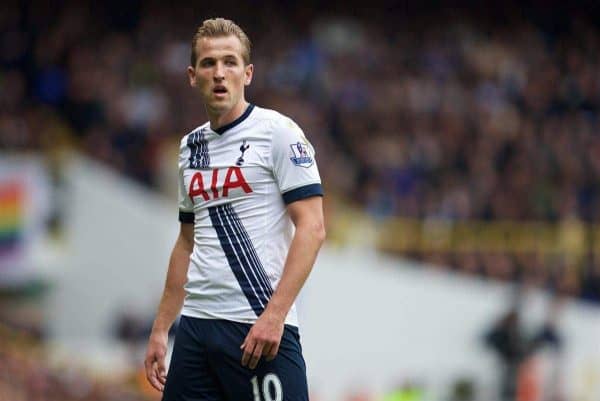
[181,303,299,328]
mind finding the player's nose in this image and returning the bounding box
[213,62,225,80]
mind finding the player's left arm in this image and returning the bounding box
[241,195,325,369]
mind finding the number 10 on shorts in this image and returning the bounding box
[251,374,283,401]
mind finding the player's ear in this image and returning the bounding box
[244,64,253,86]
[187,66,197,87]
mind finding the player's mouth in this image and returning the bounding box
[213,85,228,98]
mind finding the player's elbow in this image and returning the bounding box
[311,220,326,245]
[297,218,326,245]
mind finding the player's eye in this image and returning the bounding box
[200,59,215,67]
[225,59,237,66]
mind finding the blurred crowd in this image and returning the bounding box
[0,324,151,401]
[2,1,600,300]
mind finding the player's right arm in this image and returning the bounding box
[144,222,194,392]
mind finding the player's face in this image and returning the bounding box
[188,35,253,116]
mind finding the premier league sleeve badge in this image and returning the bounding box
[289,141,314,168]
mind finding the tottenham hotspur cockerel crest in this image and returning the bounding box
[236,140,250,166]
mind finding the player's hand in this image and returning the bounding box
[241,312,284,369]
[144,330,168,392]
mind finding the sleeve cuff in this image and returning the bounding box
[282,183,323,205]
[179,211,194,223]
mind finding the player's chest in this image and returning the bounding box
[182,134,270,205]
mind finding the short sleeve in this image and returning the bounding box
[271,117,323,204]
[178,138,194,223]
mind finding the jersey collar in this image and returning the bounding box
[212,104,255,135]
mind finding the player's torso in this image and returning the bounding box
[179,107,296,325]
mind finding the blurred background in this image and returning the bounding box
[2,0,600,400]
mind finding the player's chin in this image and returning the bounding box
[208,99,230,110]
[207,102,233,116]
[209,94,231,105]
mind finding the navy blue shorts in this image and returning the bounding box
[162,315,308,401]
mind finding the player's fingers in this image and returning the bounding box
[265,341,280,361]
[249,342,264,369]
[154,362,166,391]
[261,343,272,358]
[144,358,155,384]
[152,361,165,390]
[157,370,167,385]
[145,361,164,392]
[241,340,255,367]
[240,331,251,350]
[157,358,167,384]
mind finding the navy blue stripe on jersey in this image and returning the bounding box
[209,204,271,316]
[179,211,194,223]
[282,183,324,204]
[213,104,255,135]
[199,130,210,168]
[216,204,272,309]
[222,205,273,297]
[187,131,198,168]
[209,205,264,315]
[187,129,210,169]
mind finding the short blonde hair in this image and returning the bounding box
[190,18,252,66]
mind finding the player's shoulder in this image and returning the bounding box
[251,105,302,136]
[179,122,210,148]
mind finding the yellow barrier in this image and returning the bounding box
[327,204,598,256]
[377,218,592,255]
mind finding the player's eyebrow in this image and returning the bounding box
[199,53,239,62]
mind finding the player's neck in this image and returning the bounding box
[207,100,249,132]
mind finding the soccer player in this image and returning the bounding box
[144,18,325,401]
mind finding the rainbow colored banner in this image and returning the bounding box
[0,157,51,284]
[0,180,24,259]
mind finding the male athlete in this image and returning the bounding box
[144,18,325,401]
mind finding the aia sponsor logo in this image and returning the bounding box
[188,167,252,202]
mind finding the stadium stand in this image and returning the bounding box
[2,1,599,303]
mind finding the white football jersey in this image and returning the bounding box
[177,104,322,327]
